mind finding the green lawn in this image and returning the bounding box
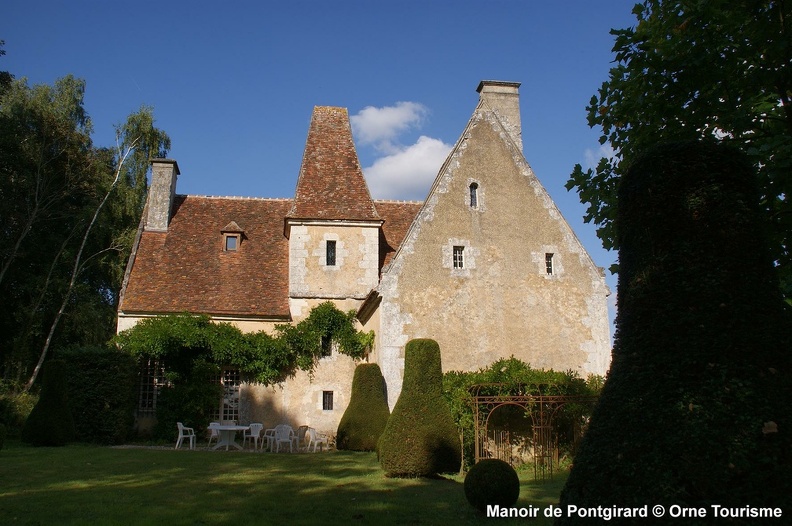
[0,441,567,525]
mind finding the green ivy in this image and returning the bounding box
[113,301,373,385]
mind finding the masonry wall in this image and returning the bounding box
[240,295,367,439]
[376,110,611,408]
[288,223,380,301]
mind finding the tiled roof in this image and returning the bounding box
[120,196,422,319]
[288,106,381,221]
[120,196,293,318]
[375,200,423,269]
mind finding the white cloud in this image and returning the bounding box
[364,135,452,200]
[351,102,428,154]
[583,143,616,171]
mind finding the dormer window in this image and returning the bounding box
[221,221,245,252]
[224,234,239,251]
[469,182,479,208]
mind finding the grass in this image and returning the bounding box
[0,441,568,525]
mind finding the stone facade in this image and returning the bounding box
[364,83,610,407]
[117,81,611,438]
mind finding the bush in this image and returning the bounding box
[21,360,76,446]
[0,423,6,450]
[464,459,520,512]
[443,357,600,470]
[379,339,461,477]
[59,347,138,444]
[559,141,792,517]
[0,391,38,437]
[337,364,390,451]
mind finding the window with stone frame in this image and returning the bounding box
[453,245,465,269]
[326,240,337,266]
[469,182,479,208]
[545,253,555,275]
[322,390,334,411]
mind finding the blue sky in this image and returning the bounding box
[3,1,639,336]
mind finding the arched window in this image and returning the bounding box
[469,182,479,208]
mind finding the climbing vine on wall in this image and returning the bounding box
[114,301,374,385]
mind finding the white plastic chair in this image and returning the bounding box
[243,423,264,449]
[175,422,195,450]
[207,422,220,448]
[306,427,329,452]
[293,425,310,452]
[272,424,294,453]
[263,427,276,451]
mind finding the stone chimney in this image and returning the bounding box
[476,80,522,152]
[145,158,180,232]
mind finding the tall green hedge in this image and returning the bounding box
[59,347,138,444]
[21,360,75,446]
[559,141,792,519]
[379,339,461,477]
[337,363,390,451]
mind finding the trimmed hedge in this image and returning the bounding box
[379,339,461,477]
[59,347,138,444]
[464,459,520,512]
[336,363,390,451]
[559,141,792,517]
[21,360,76,446]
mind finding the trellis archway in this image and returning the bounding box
[469,383,597,480]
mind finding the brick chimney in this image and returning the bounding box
[145,158,180,232]
[476,80,522,152]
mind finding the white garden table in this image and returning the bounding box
[211,424,250,451]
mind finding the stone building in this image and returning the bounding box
[117,80,611,436]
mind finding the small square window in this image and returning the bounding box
[545,253,554,275]
[224,235,239,251]
[453,246,465,269]
[322,391,334,411]
[326,240,336,266]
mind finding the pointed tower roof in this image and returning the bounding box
[288,106,380,222]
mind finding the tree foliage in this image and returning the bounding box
[568,0,792,299]
[0,71,169,387]
[559,141,792,519]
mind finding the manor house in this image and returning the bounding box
[117,81,611,437]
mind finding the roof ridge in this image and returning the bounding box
[181,194,293,202]
[374,199,424,204]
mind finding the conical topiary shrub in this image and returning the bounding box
[336,363,390,451]
[558,141,792,518]
[378,338,461,477]
[21,360,76,447]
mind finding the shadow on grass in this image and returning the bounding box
[0,443,567,525]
